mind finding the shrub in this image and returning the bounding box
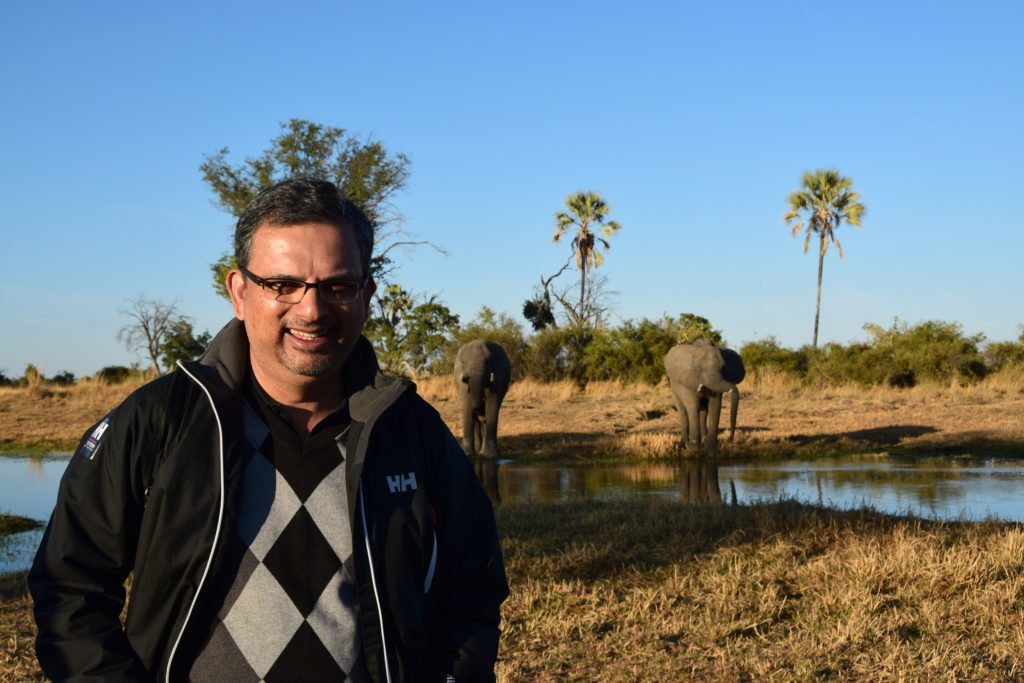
[49,371,76,385]
[95,365,134,383]
[739,336,808,376]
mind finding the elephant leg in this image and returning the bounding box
[701,460,722,503]
[473,415,485,455]
[481,392,502,458]
[669,386,690,447]
[680,386,703,450]
[705,393,723,454]
[461,402,477,456]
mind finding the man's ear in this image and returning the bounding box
[227,269,247,320]
[361,275,377,318]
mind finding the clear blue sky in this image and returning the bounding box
[2,1,1021,377]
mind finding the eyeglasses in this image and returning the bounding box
[238,265,366,304]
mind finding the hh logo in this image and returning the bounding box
[387,472,418,493]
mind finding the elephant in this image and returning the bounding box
[453,339,512,458]
[664,339,746,453]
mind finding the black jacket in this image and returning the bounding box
[29,320,508,682]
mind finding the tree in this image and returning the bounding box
[200,118,435,299]
[362,284,460,377]
[552,191,622,324]
[784,169,866,348]
[160,318,212,369]
[117,297,183,374]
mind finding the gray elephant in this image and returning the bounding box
[664,339,746,453]
[453,339,512,458]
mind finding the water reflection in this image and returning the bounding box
[471,456,1024,522]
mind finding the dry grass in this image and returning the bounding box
[5,500,1024,682]
[4,373,1024,460]
[495,498,1024,681]
[0,378,142,451]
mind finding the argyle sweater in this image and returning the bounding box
[189,380,369,682]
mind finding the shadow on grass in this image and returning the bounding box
[496,496,1016,583]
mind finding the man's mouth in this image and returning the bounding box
[288,328,328,341]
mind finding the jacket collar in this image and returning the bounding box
[197,318,410,415]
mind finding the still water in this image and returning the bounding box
[4,453,1024,574]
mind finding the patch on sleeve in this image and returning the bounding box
[78,417,111,460]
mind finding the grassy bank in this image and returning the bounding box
[495,497,1024,681]
[4,371,1024,460]
[3,499,1023,681]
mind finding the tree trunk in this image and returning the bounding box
[813,234,825,348]
[579,262,587,321]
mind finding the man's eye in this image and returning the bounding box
[268,280,303,295]
[325,282,359,298]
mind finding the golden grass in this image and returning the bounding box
[4,372,1024,460]
[0,378,143,450]
[495,498,1024,681]
[5,500,1024,681]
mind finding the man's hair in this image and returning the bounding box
[234,177,375,277]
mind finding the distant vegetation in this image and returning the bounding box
[8,317,1023,390]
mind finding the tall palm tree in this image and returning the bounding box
[553,191,621,320]
[784,169,866,348]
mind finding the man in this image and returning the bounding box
[30,178,509,682]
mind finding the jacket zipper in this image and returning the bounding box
[164,363,228,682]
[359,481,394,683]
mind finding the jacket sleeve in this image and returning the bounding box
[28,400,152,682]
[426,421,510,683]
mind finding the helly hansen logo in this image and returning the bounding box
[387,472,418,493]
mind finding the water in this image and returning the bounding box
[0,453,69,575]
[4,452,1024,575]
[483,455,1024,522]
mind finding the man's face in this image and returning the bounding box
[227,221,376,392]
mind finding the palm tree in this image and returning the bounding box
[553,191,622,320]
[784,169,866,348]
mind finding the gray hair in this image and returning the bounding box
[233,177,374,277]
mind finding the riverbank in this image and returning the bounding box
[3,372,1024,460]
[3,499,1023,681]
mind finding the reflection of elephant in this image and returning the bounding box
[664,340,745,453]
[679,459,722,504]
[472,457,502,507]
[454,340,511,458]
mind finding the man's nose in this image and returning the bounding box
[293,284,331,316]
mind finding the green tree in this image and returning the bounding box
[160,318,212,369]
[200,118,417,299]
[784,169,866,348]
[363,284,460,377]
[552,191,621,324]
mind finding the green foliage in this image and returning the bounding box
[739,337,808,375]
[441,308,530,380]
[862,319,986,385]
[49,371,76,385]
[0,368,12,386]
[160,319,213,369]
[522,294,555,331]
[363,284,459,377]
[984,326,1024,372]
[94,365,136,383]
[519,327,576,382]
[200,118,412,299]
[671,314,723,345]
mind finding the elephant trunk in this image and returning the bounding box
[728,386,740,440]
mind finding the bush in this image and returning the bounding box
[49,371,76,385]
[739,337,809,376]
[985,338,1024,373]
[864,319,987,385]
[95,365,134,383]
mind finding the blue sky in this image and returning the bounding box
[1,1,1021,377]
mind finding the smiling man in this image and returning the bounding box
[30,178,509,682]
